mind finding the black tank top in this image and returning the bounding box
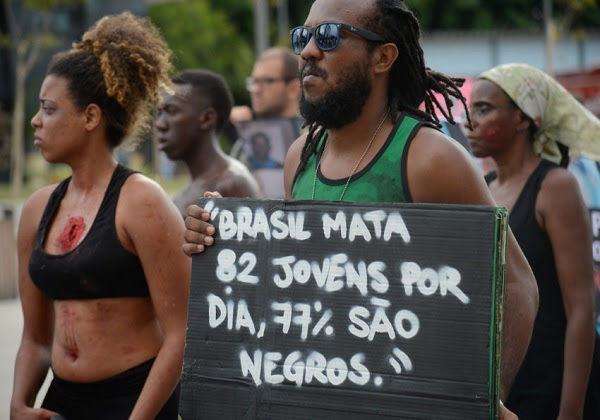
[29,164,150,299]
[487,160,566,394]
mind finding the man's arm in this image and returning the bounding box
[218,173,262,199]
[407,127,539,399]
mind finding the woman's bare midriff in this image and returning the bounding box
[51,297,162,382]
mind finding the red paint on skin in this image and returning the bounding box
[480,122,510,148]
[93,301,113,323]
[60,305,80,321]
[58,305,80,359]
[56,216,86,253]
[483,125,501,141]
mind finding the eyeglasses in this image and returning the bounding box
[290,22,386,55]
[245,77,290,91]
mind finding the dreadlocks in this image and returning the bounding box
[294,0,471,182]
[367,0,470,127]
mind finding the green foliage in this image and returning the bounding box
[206,0,312,47]
[568,0,597,10]
[150,0,254,105]
[0,33,10,48]
[148,0,313,105]
[287,0,312,27]
[207,0,254,41]
[567,0,600,30]
[3,0,88,49]
[405,0,600,31]
[18,0,86,11]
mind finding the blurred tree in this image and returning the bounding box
[150,0,255,105]
[204,0,312,48]
[200,0,599,41]
[558,0,599,33]
[286,0,312,27]
[151,0,311,105]
[406,0,599,78]
[272,0,312,44]
[207,0,253,44]
[1,0,85,197]
[406,0,600,31]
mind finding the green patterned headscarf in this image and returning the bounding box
[478,63,600,165]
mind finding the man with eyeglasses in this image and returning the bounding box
[229,47,303,198]
[184,1,537,418]
[228,47,301,128]
[244,47,300,120]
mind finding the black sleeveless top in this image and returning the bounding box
[293,113,435,202]
[488,160,600,418]
[487,160,566,395]
[29,164,150,299]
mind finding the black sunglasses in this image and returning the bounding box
[290,22,386,55]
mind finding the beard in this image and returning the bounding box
[299,61,372,129]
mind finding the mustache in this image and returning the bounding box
[300,61,327,80]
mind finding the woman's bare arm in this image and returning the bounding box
[538,169,595,418]
[120,175,191,420]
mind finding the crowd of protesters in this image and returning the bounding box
[10,0,600,419]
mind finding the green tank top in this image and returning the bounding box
[292,113,427,203]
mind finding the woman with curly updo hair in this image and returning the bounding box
[11,12,190,419]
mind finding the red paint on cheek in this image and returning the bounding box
[482,124,503,143]
[56,216,86,253]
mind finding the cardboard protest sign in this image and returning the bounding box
[181,198,508,419]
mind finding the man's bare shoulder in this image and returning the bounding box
[407,125,493,205]
[220,157,261,197]
[411,125,469,161]
[283,132,310,198]
[224,155,256,178]
[286,132,310,166]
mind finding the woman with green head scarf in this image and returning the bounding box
[466,63,600,420]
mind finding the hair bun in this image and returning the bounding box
[73,39,103,58]
[49,11,172,147]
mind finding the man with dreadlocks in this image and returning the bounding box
[183,0,537,418]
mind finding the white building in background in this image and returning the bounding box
[420,31,600,77]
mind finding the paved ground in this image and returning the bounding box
[0,297,51,417]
